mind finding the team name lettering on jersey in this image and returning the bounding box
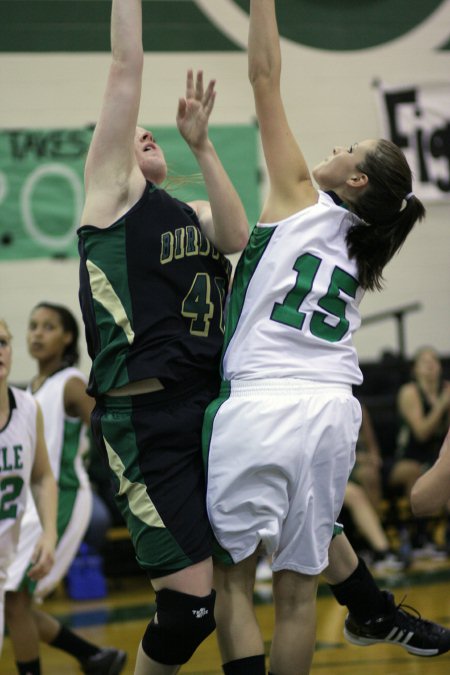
[0,445,24,472]
[160,226,220,264]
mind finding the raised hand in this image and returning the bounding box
[177,69,216,151]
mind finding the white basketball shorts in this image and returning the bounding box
[204,379,361,575]
[6,485,92,599]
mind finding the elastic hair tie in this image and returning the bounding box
[405,192,414,200]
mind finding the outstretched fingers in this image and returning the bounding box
[177,97,187,119]
[187,69,216,109]
[195,70,204,100]
[186,68,195,100]
[203,78,217,116]
[177,69,217,146]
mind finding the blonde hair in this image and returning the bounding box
[0,319,12,340]
[162,168,204,193]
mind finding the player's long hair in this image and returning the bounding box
[163,166,203,192]
[345,139,426,292]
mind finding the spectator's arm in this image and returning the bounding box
[411,429,450,516]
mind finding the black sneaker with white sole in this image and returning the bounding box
[81,647,127,674]
[344,591,450,657]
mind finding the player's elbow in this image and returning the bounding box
[225,228,249,255]
[236,227,250,252]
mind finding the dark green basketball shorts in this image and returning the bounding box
[91,375,219,579]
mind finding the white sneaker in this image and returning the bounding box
[371,551,405,572]
[412,542,448,560]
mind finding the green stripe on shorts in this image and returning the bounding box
[333,522,344,538]
[99,403,190,576]
[202,381,234,566]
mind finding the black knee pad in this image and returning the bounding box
[141,588,216,665]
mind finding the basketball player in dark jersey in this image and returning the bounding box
[77,1,248,673]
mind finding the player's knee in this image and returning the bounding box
[4,590,29,625]
[141,588,216,665]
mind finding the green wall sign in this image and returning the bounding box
[0,125,259,260]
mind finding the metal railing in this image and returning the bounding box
[361,302,422,359]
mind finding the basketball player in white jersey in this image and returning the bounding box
[5,304,126,675]
[0,319,57,660]
[202,2,427,674]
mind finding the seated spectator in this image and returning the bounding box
[388,346,450,556]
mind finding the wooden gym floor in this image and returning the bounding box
[2,556,450,674]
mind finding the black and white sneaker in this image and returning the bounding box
[81,647,127,674]
[344,591,450,657]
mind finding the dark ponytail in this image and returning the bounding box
[33,302,80,366]
[346,139,426,291]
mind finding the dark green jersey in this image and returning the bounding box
[396,382,448,464]
[78,183,231,397]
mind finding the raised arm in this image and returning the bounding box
[177,70,249,254]
[28,403,58,581]
[249,0,316,222]
[82,0,146,226]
